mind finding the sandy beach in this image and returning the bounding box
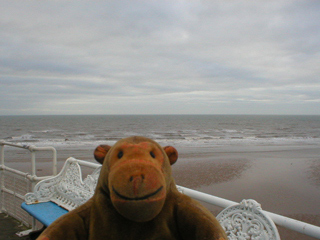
[172,144,320,239]
[2,143,320,239]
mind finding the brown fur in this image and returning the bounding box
[37,136,227,240]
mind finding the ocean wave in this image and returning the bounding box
[4,135,320,150]
[31,129,63,133]
[2,115,320,149]
[9,134,39,142]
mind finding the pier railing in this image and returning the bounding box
[0,141,57,227]
[0,141,320,239]
[177,186,320,239]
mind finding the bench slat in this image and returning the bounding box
[21,202,68,226]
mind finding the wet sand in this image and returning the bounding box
[2,144,320,239]
[172,145,320,240]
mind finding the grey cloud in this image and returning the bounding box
[0,0,320,115]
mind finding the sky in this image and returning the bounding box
[1,0,320,115]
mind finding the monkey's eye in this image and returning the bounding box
[118,151,123,159]
[150,151,155,158]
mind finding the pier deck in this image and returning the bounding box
[0,213,29,240]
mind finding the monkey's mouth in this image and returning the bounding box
[112,186,163,201]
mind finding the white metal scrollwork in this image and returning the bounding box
[25,158,101,211]
[216,199,280,240]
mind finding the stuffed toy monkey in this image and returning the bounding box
[37,136,227,240]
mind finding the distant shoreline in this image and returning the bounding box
[1,113,320,117]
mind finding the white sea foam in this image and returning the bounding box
[1,115,320,149]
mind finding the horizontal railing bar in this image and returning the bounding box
[266,211,320,239]
[177,186,237,208]
[0,141,31,149]
[0,165,29,178]
[67,157,101,169]
[177,186,320,239]
[31,176,54,181]
[0,165,56,182]
[0,141,56,152]
[2,187,25,200]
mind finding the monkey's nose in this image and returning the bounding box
[129,174,145,195]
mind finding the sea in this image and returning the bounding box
[1,114,320,149]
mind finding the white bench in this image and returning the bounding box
[21,158,101,226]
[21,157,280,239]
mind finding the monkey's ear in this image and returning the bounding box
[94,145,111,164]
[163,146,178,165]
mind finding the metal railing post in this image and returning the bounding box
[0,142,4,166]
[30,149,36,191]
[52,148,57,176]
[30,149,36,177]
[0,142,4,213]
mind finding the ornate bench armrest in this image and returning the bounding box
[25,158,101,211]
[217,199,280,240]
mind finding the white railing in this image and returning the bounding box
[0,141,57,177]
[177,186,320,239]
[0,141,57,227]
